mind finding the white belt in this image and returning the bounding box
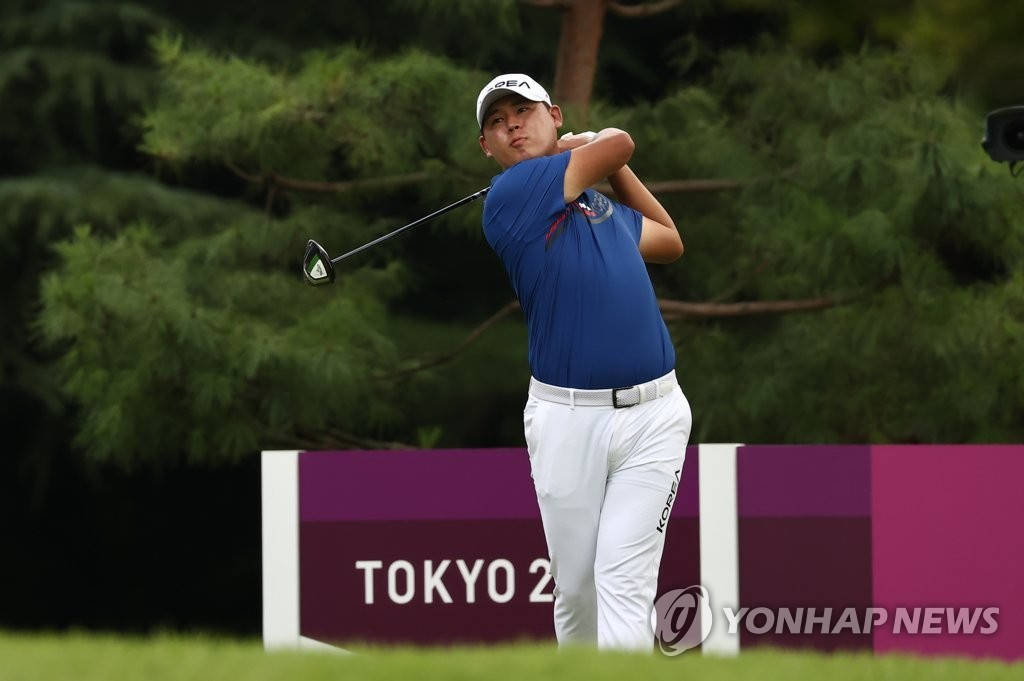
[529,371,677,409]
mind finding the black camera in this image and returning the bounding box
[982,106,1024,163]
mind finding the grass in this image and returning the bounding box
[0,632,1020,681]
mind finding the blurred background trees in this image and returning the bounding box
[3,0,1022,633]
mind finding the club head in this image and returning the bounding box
[302,239,335,285]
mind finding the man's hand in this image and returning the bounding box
[557,131,597,152]
[562,129,634,202]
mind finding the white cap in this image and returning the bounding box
[476,73,552,128]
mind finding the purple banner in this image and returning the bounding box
[872,445,1024,661]
[283,444,1024,659]
[298,446,699,645]
[733,444,1024,661]
[738,445,871,517]
[300,448,540,521]
[301,519,553,643]
[738,445,873,652]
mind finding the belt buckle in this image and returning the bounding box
[611,386,637,409]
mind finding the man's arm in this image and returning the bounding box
[561,129,634,204]
[559,131,683,264]
[607,165,683,264]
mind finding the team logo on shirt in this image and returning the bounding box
[545,190,615,250]
[574,190,614,224]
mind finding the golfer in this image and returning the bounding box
[476,73,693,650]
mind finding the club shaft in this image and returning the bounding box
[330,187,490,264]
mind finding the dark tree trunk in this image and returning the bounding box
[552,0,607,126]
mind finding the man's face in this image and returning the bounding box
[479,94,563,169]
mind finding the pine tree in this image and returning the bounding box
[8,1,1024,470]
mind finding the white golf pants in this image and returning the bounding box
[523,372,692,651]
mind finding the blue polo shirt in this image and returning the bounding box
[482,151,675,389]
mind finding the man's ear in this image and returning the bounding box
[550,104,563,128]
[479,134,492,158]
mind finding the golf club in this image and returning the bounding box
[303,187,490,285]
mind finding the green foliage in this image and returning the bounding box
[0,168,235,239]
[7,1,1024,471]
[142,34,321,173]
[142,36,491,182]
[0,168,237,433]
[0,2,170,171]
[618,48,1024,443]
[38,38,1024,463]
[38,221,403,466]
[0,1,173,51]
[724,0,1024,106]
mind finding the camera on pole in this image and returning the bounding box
[982,106,1024,174]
